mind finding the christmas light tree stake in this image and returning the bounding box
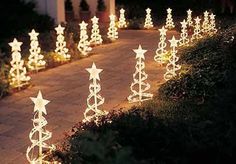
[179,19,189,46]
[165,8,175,29]
[154,26,168,64]
[90,16,103,45]
[128,45,153,103]
[78,21,92,55]
[107,14,118,41]
[26,91,54,164]
[118,8,127,28]
[55,24,71,61]
[164,36,181,81]
[9,38,30,90]
[83,63,107,124]
[28,29,46,71]
[144,8,154,29]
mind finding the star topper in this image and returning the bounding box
[180,19,188,28]
[146,8,151,13]
[204,11,209,16]
[195,16,201,23]
[80,21,88,29]
[29,29,39,40]
[169,36,178,48]
[120,8,125,13]
[9,38,23,52]
[91,16,99,23]
[159,26,168,36]
[30,91,50,115]
[86,63,103,81]
[133,45,147,59]
[55,24,65,34]
[187,9,192,14]
[167,8,172,13]
[210,13,215,19]
[109,14,116,20]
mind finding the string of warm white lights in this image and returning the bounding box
[83,63,107,124]
[128,45,153,103]
[107,14,118,41]
[164,36,181,81]
[187,9,193,26]
[209,13,217,36]
[78,21,92,56]
[154,26,168,64]
[26,91,54,164]
[202,11,210,35]
[165,8,175,29]
[55,24,71,61]
[9,38,30,90]
[144,8,154,29]
[28,29,46,71]
[191,17,203,42]
[179,19,189,46]
[90,16,103,45]
[118,8,127,28]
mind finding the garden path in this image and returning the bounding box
[0,29,178,163]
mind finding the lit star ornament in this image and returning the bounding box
[165,8,175,29]
[84,63,107,124]
[30,91,50,114]
[191,16,202,42]
[118,8,127,28]
[9,38,22,52]
[29,29,39,40]
[187,9,193,26]
[128,45,153,104]
[86,62,103,80]
[90,16,103,45]
[55,24,65,34]
[26,91,54,164]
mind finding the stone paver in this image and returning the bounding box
[0,29,178,163]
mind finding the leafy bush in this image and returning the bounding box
[0,55,10,98]
[159,25,236,102]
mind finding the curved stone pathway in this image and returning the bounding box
[0,29,178,163]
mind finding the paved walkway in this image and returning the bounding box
[0,29,178,163]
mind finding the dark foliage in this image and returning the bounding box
[65,0,73,11]
[97,0,106,12]
[159,25,236,102]
[0,0,54,52]
[79,0,90,11]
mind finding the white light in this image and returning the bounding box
[154,26,168,64]
[55,24,71,61]
[78,21,92,56]
[164,36,181,81]
[179,19,189,46]
[83,63,107,124]
[128,45,153,103]
[209,13,217,35]
[107,14,118,41]
[28,29,46,71]
[9,38,30,90]
[26,91,55,164]
[90,16,103,45]
[118,8,127,28]
[187,9,193,26]
[165,8,175,29]
[191,17,203,42]
[144,8,154,29]
[202,11,210,35]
